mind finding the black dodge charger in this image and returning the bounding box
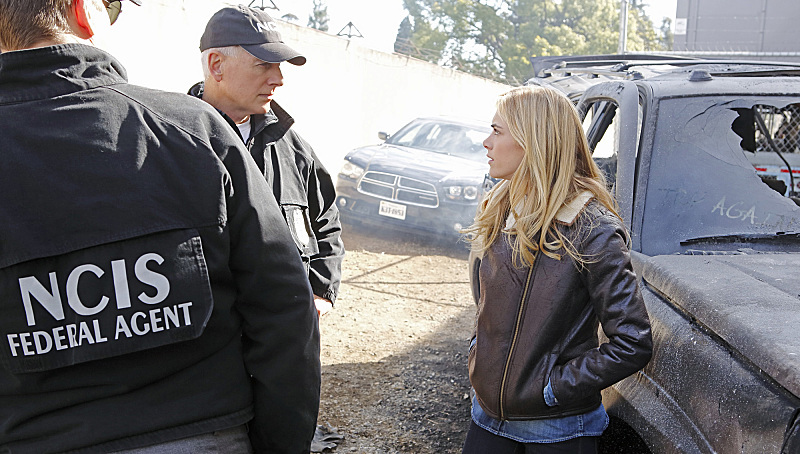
[335,116,492,238]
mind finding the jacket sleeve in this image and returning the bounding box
[305,146,344,304]
[550,215,652,403]
[220,134,321,454]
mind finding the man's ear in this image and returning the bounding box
[207,51,225,82]
[72,0,95,39]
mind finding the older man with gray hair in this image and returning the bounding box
[188,5,345,452]
[189,6,344,321]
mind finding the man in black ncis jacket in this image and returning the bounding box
[0,1,320,453]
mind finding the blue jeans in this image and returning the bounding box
[463,421,599,454]
[108,425,252,454]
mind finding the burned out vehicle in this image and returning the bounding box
[471,56,800,453]
[335,116,491,237]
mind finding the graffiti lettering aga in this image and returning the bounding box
[711,196,800,231]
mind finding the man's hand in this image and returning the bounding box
[314,295,333,318]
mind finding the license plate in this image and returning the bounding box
[378,200,407,220]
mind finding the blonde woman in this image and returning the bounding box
[463,86,652,453]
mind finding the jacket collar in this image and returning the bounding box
[555,191,595,225]
[187,81,294,144]
[248,100,294,143]
[188,81,242,140]
[504,188,595,229]
[0,44,127,105]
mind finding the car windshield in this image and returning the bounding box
[640,96,800,255]
[385,119,490,163]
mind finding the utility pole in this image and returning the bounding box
[618,0,628,54]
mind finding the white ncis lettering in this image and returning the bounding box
[114,302,193,339]
[6,302,194,357]
[256,21,278,32]
[7,319,107,357]
[17,253,170,327]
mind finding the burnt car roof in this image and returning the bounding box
[527,54,800,99]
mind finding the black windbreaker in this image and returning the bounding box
[188,82,344,304]
[0,44,320,454]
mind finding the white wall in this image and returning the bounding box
[95,1,511,171]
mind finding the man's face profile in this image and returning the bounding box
[218,50,284,119]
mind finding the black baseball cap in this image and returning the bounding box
[199,5,306,66]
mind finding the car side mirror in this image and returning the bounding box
[378,131,390,141]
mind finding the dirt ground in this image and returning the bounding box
[316,220,476,453]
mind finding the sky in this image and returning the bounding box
[643,0,679,27]
[271,0,679,54]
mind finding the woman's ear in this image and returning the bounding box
[72,0,95,39]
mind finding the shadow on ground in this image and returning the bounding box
[318,309,474,454]
[340,219,470,260]
[317,219,475,453]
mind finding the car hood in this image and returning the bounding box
[633,252,800,397]
[347,144,488,182]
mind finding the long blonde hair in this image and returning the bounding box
[464,85,619,267]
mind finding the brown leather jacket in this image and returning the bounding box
[469,193,652,421]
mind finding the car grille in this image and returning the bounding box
[357,171,439,208]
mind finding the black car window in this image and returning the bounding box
[389,121,427,147]
[387,120,490,163]
[583,100,620,190]
[640,96,800,255]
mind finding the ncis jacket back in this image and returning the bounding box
[0,44,320,454]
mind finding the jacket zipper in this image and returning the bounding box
[498,263,536,421]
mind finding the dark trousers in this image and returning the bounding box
[462,421,599,454]
[108,425,252,454]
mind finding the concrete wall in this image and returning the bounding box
[94,0,511,172]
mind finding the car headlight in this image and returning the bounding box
[339,161,365,180]
[444,185,479,201]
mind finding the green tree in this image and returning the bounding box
[399,0,665,84]
[394,16,413,53]
[625,0,659,52]
[308,0,329,32]
[659,17,674,50]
